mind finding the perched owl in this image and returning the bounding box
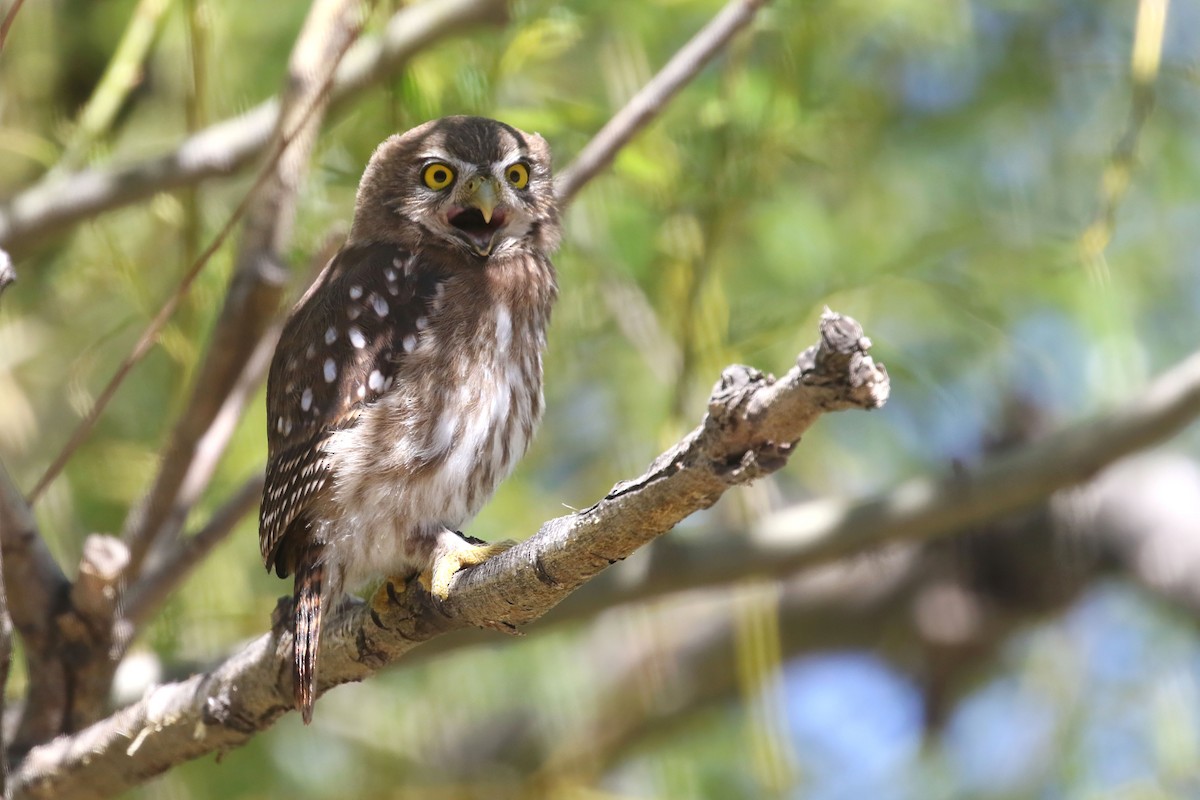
[259,116,560,723]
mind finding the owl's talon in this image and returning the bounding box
[429,539,517,602]
[368,575,414,624]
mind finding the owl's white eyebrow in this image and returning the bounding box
[417,153,469,167]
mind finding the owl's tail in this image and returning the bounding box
[292,547,325,725]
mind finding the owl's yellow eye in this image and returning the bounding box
[505,162,530,189]
[422,162,455,190]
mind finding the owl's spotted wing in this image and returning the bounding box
[259,242,445,576]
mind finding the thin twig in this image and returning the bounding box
[124,472,265,627]
[26,4,363,505]
[0,0,25,55]
[1078,0,1169,278]
[556,0,769,204]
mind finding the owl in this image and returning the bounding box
[259,116,560,723]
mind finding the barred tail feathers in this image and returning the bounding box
[293,552,325,725]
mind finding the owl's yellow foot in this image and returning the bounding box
[368,575,414,627]
[424,538,517,601]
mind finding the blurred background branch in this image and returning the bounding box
[0,0,509,252]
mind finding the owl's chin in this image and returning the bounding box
[449,206,508,256]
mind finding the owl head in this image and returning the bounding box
[349,116,560,259]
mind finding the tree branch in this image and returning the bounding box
[555,0,769,204]
[0,0,509,251]
[8,310,886,800]
[0,466,18,793]
[0,247,13,300]
[0,462,70,758]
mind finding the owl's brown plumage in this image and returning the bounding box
[260,117,559,722]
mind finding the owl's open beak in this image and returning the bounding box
[468,177,500,224]
[448,176,507,256]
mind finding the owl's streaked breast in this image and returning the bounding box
[321,275,548,588]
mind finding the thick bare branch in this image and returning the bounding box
[0,461,69,757]
[0,0,508,251]
[555,0,769,204]
[8,311,885,800]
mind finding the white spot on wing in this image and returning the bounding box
[348,327,366,349]
[325,326,337,344]
[402,334,417,353]
[323,358,337,383]
[301,388,313,411]
[349,285,363,300]
[372,294,389,318]
[368,370,384,391]
[415,317,429,331]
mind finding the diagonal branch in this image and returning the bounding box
[123,471,264,629]
[8,310,886,800]
[0,0,509,251]
[555,0,769,204]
